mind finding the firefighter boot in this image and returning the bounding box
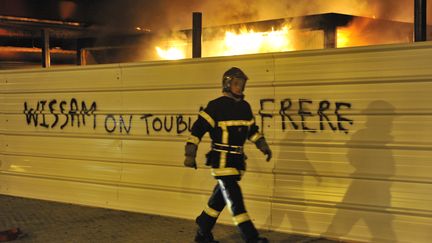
[194,228,219,243]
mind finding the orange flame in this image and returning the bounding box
[218,25,294,56]
[336,17,411,48]
[337,18,372,48]
[155,40,187,60]
[155,16,409,60]
[155,24,295,60]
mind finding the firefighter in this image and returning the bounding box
[184,67,272,243]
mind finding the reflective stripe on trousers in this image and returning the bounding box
[196,177,259,241]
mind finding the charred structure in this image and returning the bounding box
[0,10,429,69]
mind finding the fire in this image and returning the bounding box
[220,25,294,56]
[337,16,412,48]
[336,28,351,48]
[156,46,185,60]
[336,17,385,48]
[155,40,187,60]
[156,16,406,59]
[336,18,371,48]
[155,24,295,60]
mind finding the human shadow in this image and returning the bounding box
[324,100,397,242]
[265,129,321,237]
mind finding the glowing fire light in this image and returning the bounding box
[221,25,294,56]
[155,46,186,60]
[337,29,350,48]
[156,24,294,60]
[336,17,373,48]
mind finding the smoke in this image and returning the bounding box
[362,0,414,22]
[1,0,429,30]
[88,0,430,33]
[59,0,77,20]
[88,0,201,32]
[84,0,430,62]
[0,0,31,17]
[218,0,419,23]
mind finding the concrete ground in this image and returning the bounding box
[0,195,341,243]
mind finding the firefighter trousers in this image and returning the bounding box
[195,176,259,241]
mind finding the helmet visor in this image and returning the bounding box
[230,77,247,94]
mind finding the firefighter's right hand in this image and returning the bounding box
[184,156,197,169]
[184,143,198,169]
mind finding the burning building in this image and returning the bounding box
[1,2,432,243]
[153,13,418,60]
[0,0,430,66]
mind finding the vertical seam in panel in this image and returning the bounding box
[269,53,276,231]
[117,64,124,202]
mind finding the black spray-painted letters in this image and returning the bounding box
[23,99,97,129]
[259,98,353,133]
[23,98,353,135]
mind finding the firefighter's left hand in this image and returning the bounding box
[262,147,272,162]
[255,137,272,162]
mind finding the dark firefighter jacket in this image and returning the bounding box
[186,96,263,178]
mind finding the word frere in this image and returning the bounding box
[259,98,353,133]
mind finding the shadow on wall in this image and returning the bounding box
[325,100,397,242]
[266,128,321,235]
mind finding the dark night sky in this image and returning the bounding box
[0,0,211,32]
[0,0,431,32]
[0,0,111,23]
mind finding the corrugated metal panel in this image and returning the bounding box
[3,64,122,93]
[271,42,432,243]
[1,42,432,243]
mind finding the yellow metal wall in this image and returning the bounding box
[1,42,432,243]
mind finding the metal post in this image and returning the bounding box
[76,39,86,65]
[192,12,202,58]
[41,29,50,67]
[414,0,427,41]
[78,48,87,65]
[324,25,337,48]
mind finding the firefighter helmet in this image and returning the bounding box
[222,67,248,92]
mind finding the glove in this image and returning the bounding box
[184,156,197,169]
[255,137,272,162]
[184,143,198,169]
